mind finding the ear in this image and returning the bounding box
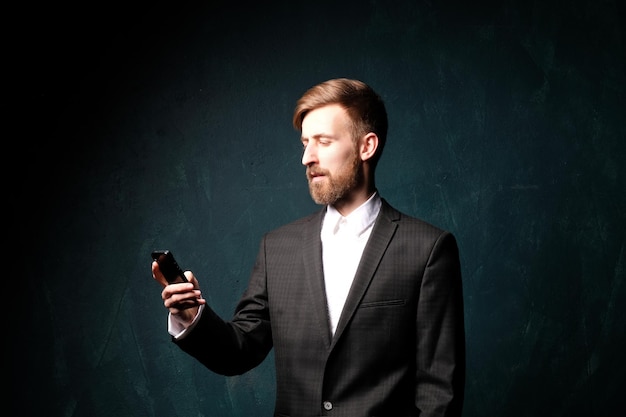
[359,132,379,162]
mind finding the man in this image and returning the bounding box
[152,78,465,416]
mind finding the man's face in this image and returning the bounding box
[301,104,362,206]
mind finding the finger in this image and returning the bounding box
[183,270,200,288]
[164,292,205,314]
[151,261,169,287]
[166,298,199,311]
[168,303,200,321]
[161,282,196,300]
[169,289,203,304]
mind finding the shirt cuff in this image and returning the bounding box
[168,304,205,339]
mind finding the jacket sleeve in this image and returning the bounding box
[174,236,274,376]
[415,231,466,417]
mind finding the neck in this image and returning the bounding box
[333,185,376,216]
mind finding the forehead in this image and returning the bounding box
[301,104,351,138]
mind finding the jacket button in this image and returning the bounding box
[323,401,333,411]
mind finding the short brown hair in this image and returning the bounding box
[293,78,388,169]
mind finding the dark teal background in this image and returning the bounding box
[16,1,625,416]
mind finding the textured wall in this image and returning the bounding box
[17,1,625,416]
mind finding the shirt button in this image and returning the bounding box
[323,401,333,411]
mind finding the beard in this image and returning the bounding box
[306,150,362,206]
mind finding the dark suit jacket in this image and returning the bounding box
[176,199,465,417]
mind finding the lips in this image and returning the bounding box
[307,168,327,182]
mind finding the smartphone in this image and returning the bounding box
[151,250,188,284]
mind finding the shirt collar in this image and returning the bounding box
[322,192,382,238]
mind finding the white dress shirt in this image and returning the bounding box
[321,192,382,334]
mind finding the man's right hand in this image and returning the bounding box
[152,262,206,324]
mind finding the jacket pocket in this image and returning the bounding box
[360,299,405,308]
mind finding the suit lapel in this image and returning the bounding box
[302,207,333,347]
[331,200,400,346]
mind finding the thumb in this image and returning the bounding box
[151,261,169,288]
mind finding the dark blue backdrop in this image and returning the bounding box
[16,1,625,416]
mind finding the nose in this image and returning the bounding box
[301,141,317,166]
